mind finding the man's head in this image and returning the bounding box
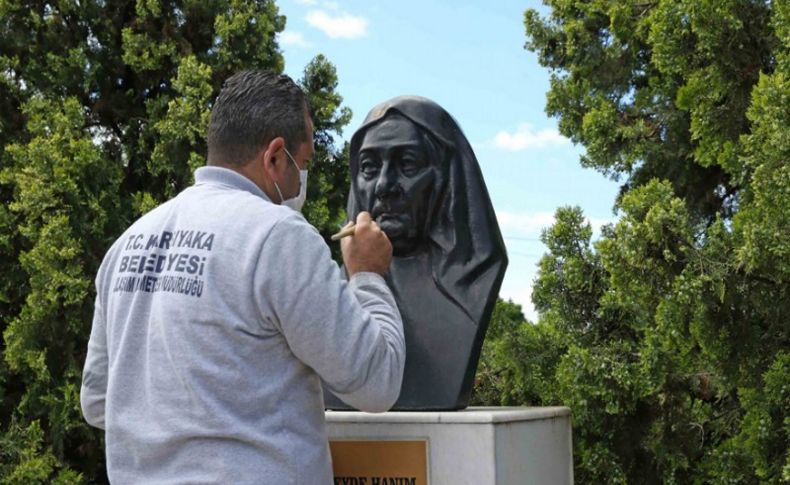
[208,70,314,205]
[352,112,448,255]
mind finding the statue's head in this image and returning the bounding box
[351,111,449,255]
[348,96,508,324]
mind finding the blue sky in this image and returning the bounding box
[278,0,620,320]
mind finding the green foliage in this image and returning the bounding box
[0,0,351,480]
[474,1,789,482]
[472,299,566,407]
[0,420,83,484]
[523,0,777,220]
[300,54,354,258]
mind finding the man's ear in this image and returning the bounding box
[261,137,286,179]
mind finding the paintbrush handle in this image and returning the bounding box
[330,223,356,241]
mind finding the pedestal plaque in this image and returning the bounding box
[331,440,428,485]
[327,407,573,485]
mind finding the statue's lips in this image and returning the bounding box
[374,212,408,237]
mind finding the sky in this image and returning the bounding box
[277,0,621,320]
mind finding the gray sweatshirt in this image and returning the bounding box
[80,166,405,484]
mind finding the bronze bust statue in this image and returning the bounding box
[324,96,508,410]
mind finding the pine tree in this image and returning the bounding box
[476,1,789,482]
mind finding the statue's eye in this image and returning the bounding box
[359,157,380,177]
[400,155,423,176]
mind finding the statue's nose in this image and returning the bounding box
[374,161,403,199]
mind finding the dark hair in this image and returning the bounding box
[207,70,308,167]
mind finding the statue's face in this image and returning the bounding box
[355,116,439,255]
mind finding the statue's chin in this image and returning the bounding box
[378,217,421,256]
[390,235,422,257]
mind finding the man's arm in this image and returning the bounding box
[325,271,404,411]
[81,293,108,429]
[255,212,404,412]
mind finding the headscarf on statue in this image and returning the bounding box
[347,96,508,326]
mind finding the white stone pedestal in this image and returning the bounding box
[326,406,573,485]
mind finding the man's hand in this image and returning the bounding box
[342,212,392,277]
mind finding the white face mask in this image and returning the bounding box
[274,147,308,212]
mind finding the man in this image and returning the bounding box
[80,70,405,484]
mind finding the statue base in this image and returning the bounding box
[325,406,573,484]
